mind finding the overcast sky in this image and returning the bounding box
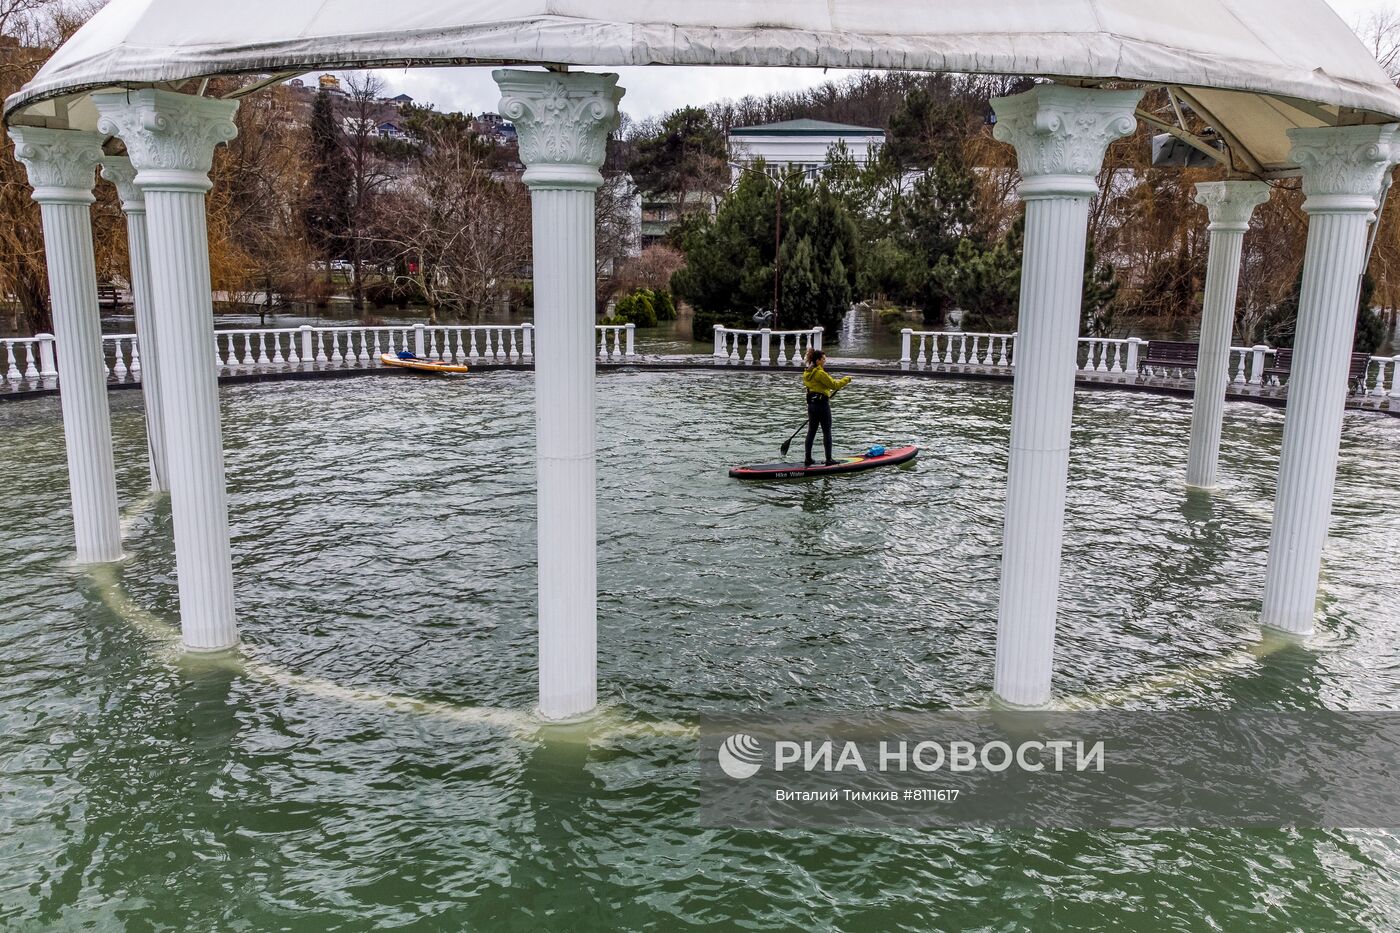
[345,0,1396,123]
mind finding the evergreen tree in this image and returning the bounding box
[672,164,780,339]
[932,214,1023,332]
[883,81,972,171]
[1355,273,1385,354]
[1081,242,1122,337]
[302,90,352,289]
[629,106,727,210]
[779,185,859,331]
[672,162,860,338]
[903,153,980,324]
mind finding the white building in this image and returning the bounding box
[727,118,886,180]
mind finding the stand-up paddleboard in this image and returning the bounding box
[380,352,470,375]
[729,445,918,480]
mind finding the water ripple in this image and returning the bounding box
[1,372,1399,928]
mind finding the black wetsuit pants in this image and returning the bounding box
[805,392,833,464]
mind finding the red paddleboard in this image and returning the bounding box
[729,445,919,480]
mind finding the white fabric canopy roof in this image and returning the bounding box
[8,0,1400,172]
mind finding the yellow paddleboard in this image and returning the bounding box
[380,353,470,375]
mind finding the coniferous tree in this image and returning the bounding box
[302,89,352,296]
[628,106,727,213]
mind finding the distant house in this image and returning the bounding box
[727,118,886,180]
[473,111,518,144]
[377,121,409,141]
[384,93,415,109]
[317,73,347,97]
[640,191,715,249]
[341,116,376,136]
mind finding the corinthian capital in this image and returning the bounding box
[991,85,1143,199]
[1287,124,1400,215]
[92,89,239,192]
[7,126,104,204]
[1194,180,1271,232]
[99,155,144,213]
[493,69,624,189]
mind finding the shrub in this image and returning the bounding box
[876,306,915,334]
[613,289,659,327]
[691,307,745,342]
[651,289,677,321]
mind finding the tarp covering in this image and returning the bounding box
[8,0,1400,171]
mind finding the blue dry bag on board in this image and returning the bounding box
[398,350,416,360]
[866,445,886,457]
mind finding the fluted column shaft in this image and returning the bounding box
[496,69,624,720]
[1262,124,1399,634]
[103,157,168,492]
[95,89,241,650]
[8,127,123,564]
[532,187,599,719]
[988,85,1142,707]
[1187,181,1271,489]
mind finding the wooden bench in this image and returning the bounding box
[1143,340,1199,375]
[1262,348,1372,392]
[97,282,123,310]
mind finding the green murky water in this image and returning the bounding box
[3,371,1400,930]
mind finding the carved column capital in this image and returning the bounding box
[1194,180,1271,232]
[92,89,239,193]
[493,69,624,189]
[6,126,104,204]
[99,155,144,213]
[1287,124,1400,215]
[991,84,1143,199]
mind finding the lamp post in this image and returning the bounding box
[728,161,822,330]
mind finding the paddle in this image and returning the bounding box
[779,384,843,458]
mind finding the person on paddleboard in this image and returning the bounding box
[801,348,851,467]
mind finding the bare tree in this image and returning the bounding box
[0,0,105,333]
[1357,9,1400,86]
[206,79,311,322]
[594,170,640,310]
[342,71,397,312]
[374,116,530,322]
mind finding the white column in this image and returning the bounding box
[1260,125,1400,635]
[94,89,241,651]
[1186,181,1271,489]
[496,69,624,720]
[101,156,169,492]
[988,85,1142,707]
[8,127,123,564]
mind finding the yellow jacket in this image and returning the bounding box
[802,367,851,398]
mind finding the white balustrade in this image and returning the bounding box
[10,327,1400,413]
[900,330,1017,368]
[99,334,141,381]
[1078,337,1131,374]
[1,335,57,388]
[714,325,824,365]
[1364,355,1400,398]
[597,324,637,362]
